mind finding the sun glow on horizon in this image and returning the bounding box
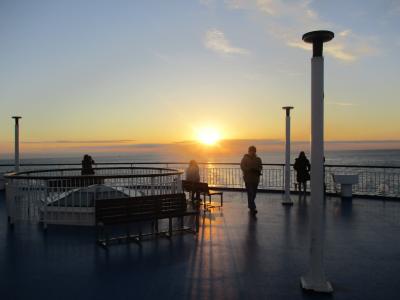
[196,127,221,145]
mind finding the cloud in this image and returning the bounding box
[204,29,249,55]
[151,50,173,64]
[389,0,400,15]
[199,0,215,8]
[325,44,357,61]
[225,0,318,17]
[257,0,320,19]
[255,0,277,15]
[338,29,351,37]
[285,39,358,62]
[21,139,135,144]
[224,0,248,9]
[223,0,379,62]
[327,101,358,107]
[274,26,378,62]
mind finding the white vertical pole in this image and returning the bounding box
[282,106,293,205]
[300,30,334,293]
[12,116,22,173]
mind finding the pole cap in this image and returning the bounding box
[302,30,334,57]
[302,30,334,44]
[282,106,294,116]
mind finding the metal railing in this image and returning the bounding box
[4,166,183,226]
[2,162,399,199]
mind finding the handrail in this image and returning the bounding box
[4,166,183,180]
[1,162,399,169]
[2,161,399,199]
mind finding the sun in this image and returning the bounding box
[197,128,221,145]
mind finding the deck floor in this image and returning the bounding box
[0,190,399,300]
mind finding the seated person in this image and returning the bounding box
[186,160,200,200]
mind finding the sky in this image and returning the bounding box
[1,0,400,156]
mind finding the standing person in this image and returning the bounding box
[186,160,201,200]
[293,151,311,198]
[240,146,262,214]
[81,154,95,175]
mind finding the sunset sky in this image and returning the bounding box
[1,0,399,155]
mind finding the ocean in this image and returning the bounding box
[1,149,400,168]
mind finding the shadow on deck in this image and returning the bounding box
[0,191,399,300]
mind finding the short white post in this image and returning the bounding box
[282,106,294,205]
[12,116,22,173]
[300,30,334,293]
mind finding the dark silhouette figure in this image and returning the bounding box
[240,146,262,215]
[81,154,95,175]
[293,151,311,198]
[186,160,201,200]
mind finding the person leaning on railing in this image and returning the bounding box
[240,146,263,215]
[81,154,95,175]
[293,151,311,199]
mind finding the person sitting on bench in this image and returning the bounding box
[186,160,200,200]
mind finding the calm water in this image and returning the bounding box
[1,149,399,169]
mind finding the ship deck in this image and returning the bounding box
[0,190,399,300]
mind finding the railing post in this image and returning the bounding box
[12,116,22,173]
[282,106,294,205]
[43,180,48,230]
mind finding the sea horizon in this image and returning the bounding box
[1,148,400,168]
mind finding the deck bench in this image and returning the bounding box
[182,180,223,209]
[95,193,199,247]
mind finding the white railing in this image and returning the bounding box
[5,167,183,226]
[2,162,399,199]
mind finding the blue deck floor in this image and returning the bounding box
[0,190,399,300]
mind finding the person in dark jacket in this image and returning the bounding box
[293,151,311,198]
[81,154,95,175]
[240,146,262,214]
[186,160,201,200]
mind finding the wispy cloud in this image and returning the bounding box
[277,68,303,77]
[199,0,214,8]
[255,0,278,15]
[21,139,135,144]
[224,0,248,10]
[223,0,379,62]
[338,29,351,37]
[150,50,173,64]
[327,101,358,107]
[204,29,249,55]
[389,0,400,15]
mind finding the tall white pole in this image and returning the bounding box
[300,30,334,293]
[12,116,22,173]
[282,106,294,205]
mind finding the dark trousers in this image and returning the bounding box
[245,181,259,210]
[298,181,307,195]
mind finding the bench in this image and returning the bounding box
[95,193,199,247]
[182,180,223,209]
